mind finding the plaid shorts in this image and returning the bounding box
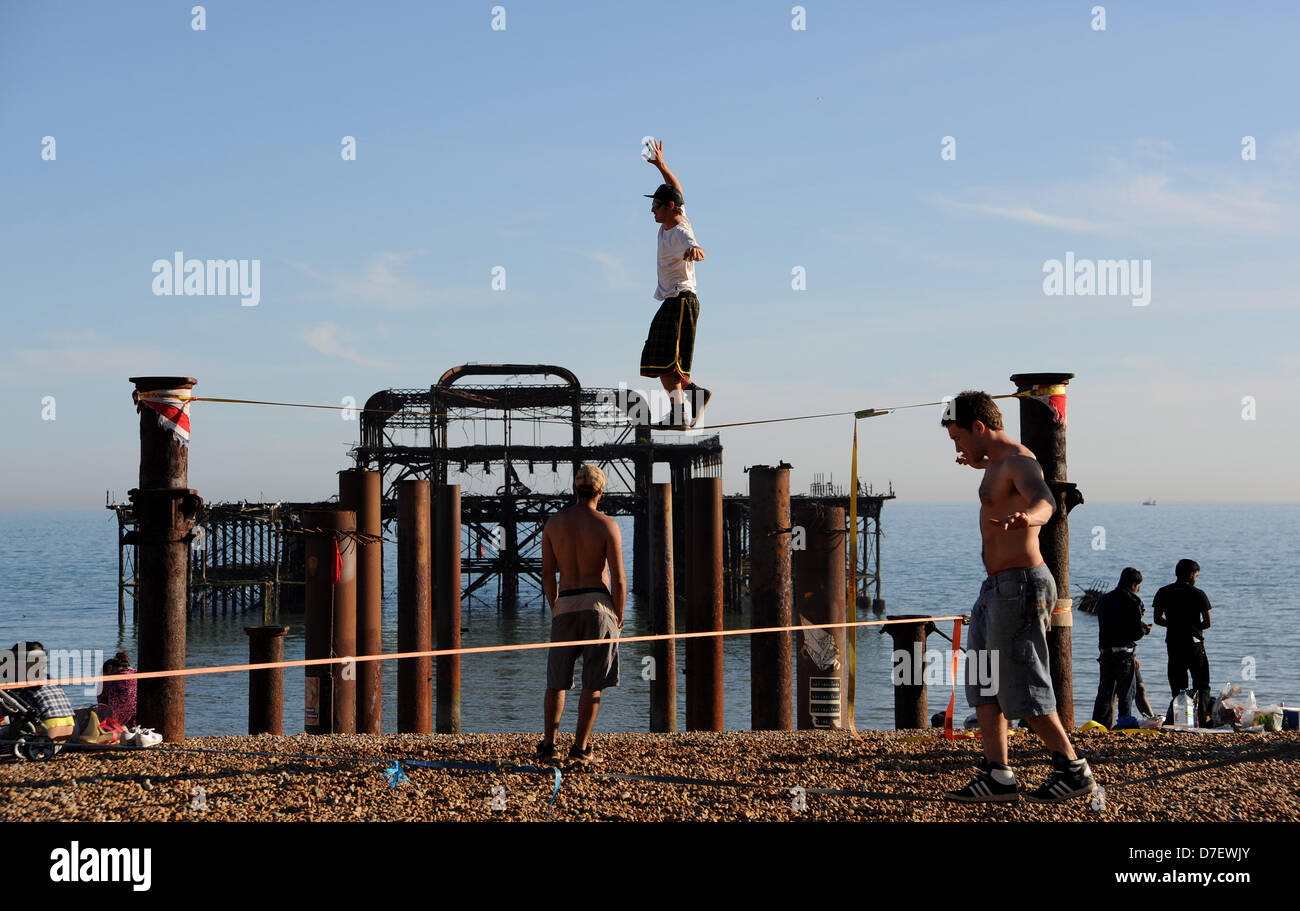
[640,292,699,380]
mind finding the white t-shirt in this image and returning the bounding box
[654,214,699,300]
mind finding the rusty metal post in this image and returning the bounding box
[885,616,933,729]
[128,376,202,744]
[1010,371,1080,728]
[245,625,289,735]
[793,505,846,730]
[649,482,676,732]
[632,423,652,598]
[340,468,383,734]
[749,464,793,730]
[303,508,356,734]
[397,480,432,733]
[435,484,462,733]
[686,477,723,731]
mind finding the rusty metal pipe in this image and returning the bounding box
[435,484,462,733]
[885,616,932,729]
[245,625,289,735]
[749,464,793,730]
[303,508,356,733]
[1010,371,1078,728]
[128,375,200,744]
[793,505,846,730]
[686,477,723,731]
[649,482,676,732]
[397,480,432,733]
[340,468,383,734]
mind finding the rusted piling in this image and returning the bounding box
[303,508,356,734]
[245,625,289,735]
[1010,372,1080,728]
[885,615,933,729]
[649,482,676,732]
[686,477,724,731]
[749,464,793,730]
[435,485,462,734]
[128,376,202,744]
[397,480,432,733]
[793,506,846,730]
[340,468,383,734]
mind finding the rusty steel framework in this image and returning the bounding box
[108,496,339,622]
[719,480,895,612]
[353,364,723,605]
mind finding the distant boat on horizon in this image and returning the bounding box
[1142,498,1157,506]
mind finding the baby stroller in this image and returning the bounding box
[0,686,62,761]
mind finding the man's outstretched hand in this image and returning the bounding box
[646,138,665,166]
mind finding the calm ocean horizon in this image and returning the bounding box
[2,502,1296,735]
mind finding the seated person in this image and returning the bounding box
[8,641,76,740]
[99,651,138,727]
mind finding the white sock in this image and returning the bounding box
[990,765,1016,786]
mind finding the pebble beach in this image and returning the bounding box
[3,729,1298,822]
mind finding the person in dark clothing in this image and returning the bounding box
[1153,558,1213,724]
[1091,568,1151,727]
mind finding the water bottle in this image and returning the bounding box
[1173,689,1195,727]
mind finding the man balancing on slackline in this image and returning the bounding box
[941,391,1096,802]
[639,139,710,429]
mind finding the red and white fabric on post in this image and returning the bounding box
[1016,383,1067,428]
[132,389,193,446]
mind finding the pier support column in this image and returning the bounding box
[632,423,652,599]
[435,485,462,734]
[340,468,383,734]
[885,616,933,729]
[1010,372,1082,729]
[397,480,432,733]
[303,508,357,734]
[793,505,846,730]
[686,477,723,731]
[129,376,202,744]
[245,625,289,735]
[749,464,793,731]
[649,482,677,732]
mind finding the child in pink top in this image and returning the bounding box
[99,651,137,727]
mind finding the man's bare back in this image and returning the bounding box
[542,503,626,624]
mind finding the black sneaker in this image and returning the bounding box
[566,743,602,766]
[533,740,557,762]
[945,759,1020,802]
[1023,752,1097,802]
[686,384,712,427]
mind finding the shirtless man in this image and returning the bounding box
[536,465,626,764]
[942,391,1096,802]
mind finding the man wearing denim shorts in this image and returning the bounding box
[942,391,1096,802]
[536,465,626,765]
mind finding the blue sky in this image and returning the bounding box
[2,1,1298,508]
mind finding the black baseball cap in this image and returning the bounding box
[645,184,683,205]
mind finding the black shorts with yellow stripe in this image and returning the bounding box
[639,291,699,381]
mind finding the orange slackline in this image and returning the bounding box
[2,614,969,693]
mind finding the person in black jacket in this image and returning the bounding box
[1153,558,1213,724]
[1091,568,1151,727]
